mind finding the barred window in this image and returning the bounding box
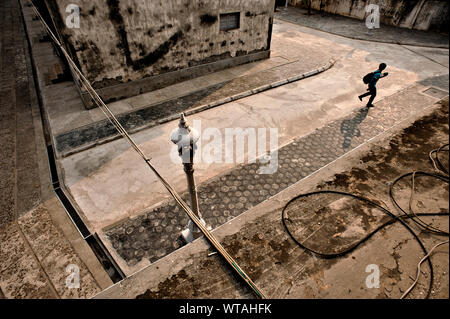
[220,12,240,31]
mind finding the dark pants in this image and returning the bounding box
[359,85,377,106]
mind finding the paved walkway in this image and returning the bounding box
[0,0,40,226]
[24,12,335,158]
[276,6,449,48]
[55,58,334,157]
[0,0,111,299]
[53,13,449,275]
[98,98,449,299]
[105,77,448,270]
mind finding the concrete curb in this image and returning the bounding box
[58,58,336,158]
[189,58,335,113]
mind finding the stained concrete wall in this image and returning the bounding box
[44,0,275,107]
[288,0,449,32]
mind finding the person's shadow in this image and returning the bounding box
[340,108,369,150]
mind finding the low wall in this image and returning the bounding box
[288,0,449,32]
[44,0,275,109]
[82,50,270,105]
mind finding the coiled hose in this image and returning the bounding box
[282,145,449,299]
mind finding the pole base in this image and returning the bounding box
[181,219,212,243]
[181,228,199,243]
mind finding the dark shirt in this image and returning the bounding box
[370,70,382,87]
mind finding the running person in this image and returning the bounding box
[358,63,389,108]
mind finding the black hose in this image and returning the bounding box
[389,171,449,236]
[436,144,449,175]
[281,190,448,299]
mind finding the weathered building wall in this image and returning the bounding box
[44,0,275,107]
[288,0,449,32]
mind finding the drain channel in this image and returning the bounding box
[47,145,126,283]
[47,146,90,238]
[20,0,126,285]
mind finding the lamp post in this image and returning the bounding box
[170,113,208,243]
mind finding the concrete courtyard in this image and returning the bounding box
[56,12,448,276]
[1,1,448,299]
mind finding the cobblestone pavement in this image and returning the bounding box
[275,6,449,48]
[106,76,448,266]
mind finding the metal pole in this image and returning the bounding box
[183,157,202,239]
[171,114,209,243]
[181,144,210,242]
[184,162,201,219]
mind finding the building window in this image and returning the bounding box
[220,12,240,31]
